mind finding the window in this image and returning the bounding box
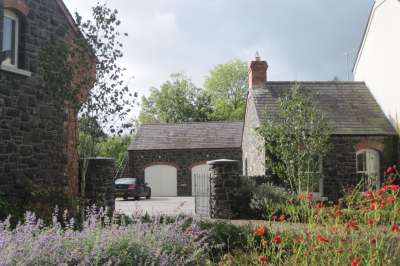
[356,149,380,190]
[301,155,324,199]
[2,9,19,67]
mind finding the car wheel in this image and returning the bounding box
[123,196,128,200]
[146,193,151,200]
[134,196,140,200]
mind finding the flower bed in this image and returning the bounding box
[217,163,400,265]
[0,207,208,265]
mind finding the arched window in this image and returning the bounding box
[356,149,380,189]
[2,9,19,67]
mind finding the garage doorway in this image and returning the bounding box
[145,165,177,197]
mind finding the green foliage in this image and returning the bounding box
[204,59,248,121]
[229,177,259,219]
[138,59,248,124]
[97,135,131,166]
[257,83,331,193]
[200,220,251,262]
[138,73,213,124]
[250,183,298,219]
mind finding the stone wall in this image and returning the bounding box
[323,135,398,200]
[0,0,78,216]
[208,159,241,219]
[82,158,115,212]
[129,148,242,196]
[242,94,265,176]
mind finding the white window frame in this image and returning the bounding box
[2,9,19,68]
[303,156,325,200]
[356,149,381,190]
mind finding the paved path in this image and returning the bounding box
[115,197,195,217]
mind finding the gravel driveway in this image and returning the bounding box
[115,197,195,217]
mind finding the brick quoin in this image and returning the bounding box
[354,139,385,152]
[189,161,208,169]
[4,0,30,16]
[143,162,180,170]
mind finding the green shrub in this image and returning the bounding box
[250,183,298,219]
[200,220,251,262]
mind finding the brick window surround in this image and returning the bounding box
[354,140,385,153]
[3,0,30,16]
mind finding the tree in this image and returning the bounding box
[257,84,331,193]
[138,73,213,123]
[204,59,248,121]
[97,135,131,167]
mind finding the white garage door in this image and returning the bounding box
[145,165,177,197]
[191,164,210,196]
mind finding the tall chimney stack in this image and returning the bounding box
[248,52,268,91]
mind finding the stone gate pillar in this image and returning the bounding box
[207,159,240,219]
[81,157,115,213]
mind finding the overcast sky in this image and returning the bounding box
[63,0,373,109]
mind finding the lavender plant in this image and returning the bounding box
[0,207,208,265]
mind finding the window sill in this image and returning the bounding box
[0,64,31,77]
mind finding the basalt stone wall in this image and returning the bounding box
[129,148,242,196]
[323,135,398,200]
[82,158,115,212]
[0,0,76,218]
[208,160,241,219]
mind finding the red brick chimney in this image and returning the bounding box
[248,52,268,90]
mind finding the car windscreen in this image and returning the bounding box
[115,178,136,185]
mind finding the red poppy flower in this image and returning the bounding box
[297,194,305,201]
[316,233,329,243]
[380,202,385,209]
[369,202,376,210]
[346,219,359,231]
[370,238,377,245]
[378,185,389,196]
[278,214,286,222]
[387,166,395,174]
[391,224,399,232]
[335,208,342,218]
[351,257,361,266]
[364,191,374,200]
[272,235,282,245]
[258,255,268,263]
[391,185,399,191]
[367,218,374,226]
[255,225,267,236]
[307,192,313,200]
[386,195,395,204]
[313,203,323,209]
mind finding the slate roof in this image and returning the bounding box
[129,121,244,150]
[252,81,397,135]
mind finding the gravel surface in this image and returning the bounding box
[115,197,195,216]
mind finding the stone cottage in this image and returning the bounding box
[129,56,398,200]
[243,56,398,200]
[0,0,89,210]
[128,122,243,196]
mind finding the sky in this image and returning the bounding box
[63,0,374,113]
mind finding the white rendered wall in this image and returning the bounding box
[354,0,400,127]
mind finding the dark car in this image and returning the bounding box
[114,178,151,200]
